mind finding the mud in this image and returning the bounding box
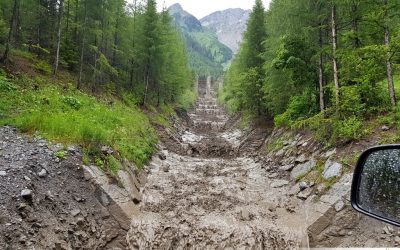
[0,126,127,249]
[127,86,303,249]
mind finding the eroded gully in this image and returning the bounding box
[127,79,309,249]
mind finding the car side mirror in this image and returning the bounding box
[351,146,400,226]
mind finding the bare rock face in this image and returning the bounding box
[201,8,251,53]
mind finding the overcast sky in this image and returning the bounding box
[156,0,272,19]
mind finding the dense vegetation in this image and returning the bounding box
[0,0,198,171]
[168,3,233,77]
[222,0,400,145]
[0,0,194,107]
[0,70,158,168]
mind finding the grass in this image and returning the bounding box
[0,72,158,168]
[266,134,290,153]
[55,150,67,159]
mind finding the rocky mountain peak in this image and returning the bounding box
[201,8,251,53]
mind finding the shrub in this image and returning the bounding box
[1,76,158,168]
[332,116,364,142]
[274,90,317,127]
[62,96,82,110]
[34,61,52,75]
[0,75,16,91]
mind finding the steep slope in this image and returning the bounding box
[168,4,233,77]
[201,8,251,54]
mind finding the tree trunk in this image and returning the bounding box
[53,0,65,76]
[331,3,340,106]
[77,0,87,89]
[143,69,150,106]
[384,0,396,106]
[65,0,70,43]
[351,0,360,48]
[1,0,19,64]
[318,25,325,112]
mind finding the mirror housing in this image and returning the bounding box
[351,145,400,227]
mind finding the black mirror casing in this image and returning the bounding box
[351,145,400,227]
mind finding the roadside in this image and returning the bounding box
[0,126,128,249]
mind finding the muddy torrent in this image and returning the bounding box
[127,77,304,249]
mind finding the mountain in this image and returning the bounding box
[168,4,233,77]
[201,8,251,54]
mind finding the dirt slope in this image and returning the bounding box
[0,126,127,249]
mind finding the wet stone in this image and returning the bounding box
[334,200,345,212]
[323,160,342,179]
[71,209,81,217]
[291,159,316,180]
[297,188,312,200]
[38,169,47,178]
[270,180,289,188]
[21,189,33,200]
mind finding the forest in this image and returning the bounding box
[222,0,400,145]
[0,0,194,107]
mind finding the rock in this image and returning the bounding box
[279,164,294,171]
[21,189,33,200]
[70,209,81,217]
[24,176,31,181]
[324,148,337,158]
[268,173,278,178]
[316,183,326,194]
[162,164,170,173]
[0,170,6,176]
[394,236,400,244]
[101,146,114,155]
[38,169,47,178]
[299,181,309,191]
[158,153,167,160]
[291,159,316,180]
[334,200,345,212]
[323,160,342,179]
[241,209,251,221]
[76,217,85,226]
[289,183,301,196]
[381,125,390,131]
[270,180,289,188]
[18,203,27,210]
[297,188,312,200]
[276,148,285,157]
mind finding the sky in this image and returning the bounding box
[156,0,272,19]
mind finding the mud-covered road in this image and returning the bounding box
[127,84,306,249]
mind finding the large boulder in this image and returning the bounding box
[323,159,342,179]
[291,159,316,180]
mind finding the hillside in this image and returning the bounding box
[201,8,251,54]
[168,3,233,76]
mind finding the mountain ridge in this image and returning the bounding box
[201,8,250,54]
[168,4,233,77]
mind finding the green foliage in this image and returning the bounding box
[107,155,122,175]
[55,150,67,159]
[0,75,16,91]
[62,96,82,110]
[0,76,158,168]
[177,89,197,110]
[274,91,317,127]
[33,61,52,75]
[168,4,232,77]
[222,0,268,115]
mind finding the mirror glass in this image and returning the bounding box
[358,149,400,224]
